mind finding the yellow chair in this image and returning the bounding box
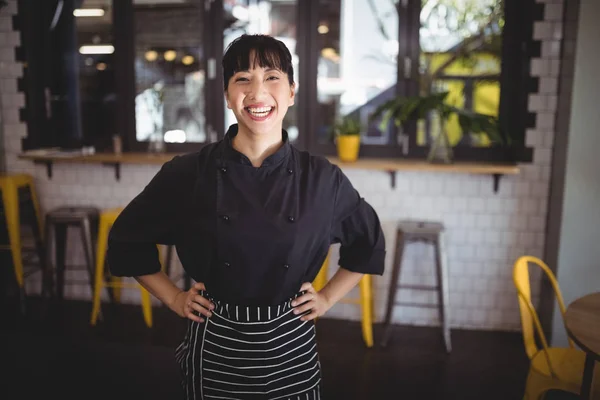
[513,256,600,399]
[313,248,374,348]
[0,174,45,301]
[90,207,159,328]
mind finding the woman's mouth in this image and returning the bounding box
[245,106,274,121]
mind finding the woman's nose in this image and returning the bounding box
[247,80,266,99]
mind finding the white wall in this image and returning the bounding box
[0,0,26,174]
[1,0,565,332]
[551,0,600,346]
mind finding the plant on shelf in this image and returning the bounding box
[333,115,362,162]
[370,91,508,163]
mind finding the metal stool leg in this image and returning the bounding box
[79,217,97,299]
[43,216,56,298]
[24,194,48,298]
[55,224,67,300]
[381,230,406,347]
[434,231,452,353]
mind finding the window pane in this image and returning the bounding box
[223,0,299,144]
[76,0,116,149]
[316,0,399,145]
[418,0,503,147]
[133,0,206,145]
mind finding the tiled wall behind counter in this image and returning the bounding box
[2,0,564,332]
[24,161,545,333]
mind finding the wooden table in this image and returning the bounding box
[565,292,600,399]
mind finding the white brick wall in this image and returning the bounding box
[1,0,563,332]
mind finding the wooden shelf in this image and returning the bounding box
[19,151,178,165]
[19,151,519,192]
[325,157,519,192]
[19,151,179,180]
[326,157,519,175]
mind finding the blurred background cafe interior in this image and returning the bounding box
[1,0,599,399]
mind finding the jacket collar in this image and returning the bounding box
[221,124,290,167]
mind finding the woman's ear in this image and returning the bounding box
[225,90,232,109]
[289,83,296,106]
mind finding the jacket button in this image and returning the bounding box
[221,215,230,222]
[283,264,290,269]
[287,168,293,174]
[224,262,231,268]
[221,167,227,173]
[288,216,295,223]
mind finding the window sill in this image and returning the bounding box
[19,151,519,192]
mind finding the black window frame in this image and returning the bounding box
[302,0,535,163]
[19,0,535,164]
[115,0,225,153]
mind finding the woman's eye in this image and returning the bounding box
[267,76,279,81]
[235,77,249,82]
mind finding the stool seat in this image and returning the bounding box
[101,207,124,221]
[382,219,452,352]
[46,206,99,223]
[397,220,444,236]
[0,173,36,185]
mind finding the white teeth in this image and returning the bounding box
[247,106,273,114]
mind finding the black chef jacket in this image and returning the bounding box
[107,124,386,306]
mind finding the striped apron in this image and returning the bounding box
[175,291,323,400]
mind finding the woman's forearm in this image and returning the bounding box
[134,271,184,314]
[319,267,364,307]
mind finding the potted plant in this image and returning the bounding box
[334,115,362,162]
[370,91,507,163]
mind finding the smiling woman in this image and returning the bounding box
[223,0,300,145]
[223,35,296,162]
[106,34,386,400]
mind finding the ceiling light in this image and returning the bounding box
[182,55,194,65]
[318,24,329,34]
[145,50,158,62]
[96,62,107,71]
[164,50,177,62]
[73,9,105,17]
[79,45,114,54]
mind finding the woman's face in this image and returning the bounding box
[225,59,295,138]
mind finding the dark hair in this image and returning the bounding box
[222,34,294,91]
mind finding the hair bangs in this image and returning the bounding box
[223,34,294,90]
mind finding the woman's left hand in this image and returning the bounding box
[291,282,332,321]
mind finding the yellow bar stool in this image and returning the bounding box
[0,173,47,310]
[90,207,156,328]
[312,248,374,348]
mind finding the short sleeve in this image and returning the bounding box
[107,155,195,277]
[330,166,386,275]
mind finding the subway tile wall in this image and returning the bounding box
[1,0,563,332]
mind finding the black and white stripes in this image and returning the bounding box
[176,291,322,400]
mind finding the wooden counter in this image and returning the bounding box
[19,150,520,191]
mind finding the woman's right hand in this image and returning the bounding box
[173,282,214,323]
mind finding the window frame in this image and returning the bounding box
[302,0,535,163]
[115,0,225,153]
[19,0,535,164]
